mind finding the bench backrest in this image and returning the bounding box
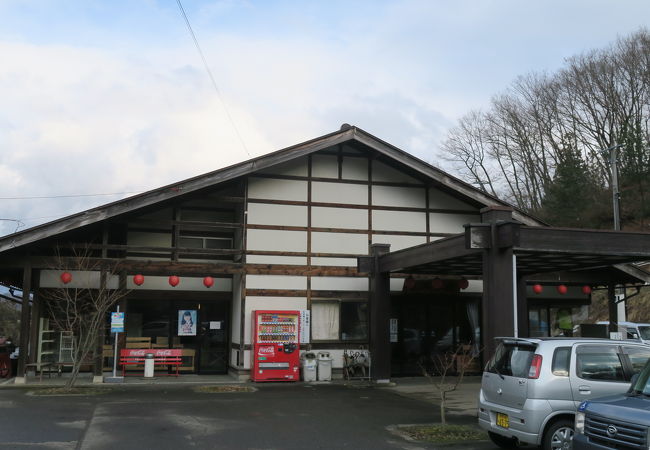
[120,349,182,358]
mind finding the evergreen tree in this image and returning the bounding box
[536,146,603,228]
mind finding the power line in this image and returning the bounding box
[175,0,251,158]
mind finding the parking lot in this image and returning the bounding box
[0,377,498,449]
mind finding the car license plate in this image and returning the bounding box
[496,413,509,428]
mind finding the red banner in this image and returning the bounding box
[121,349,182,357]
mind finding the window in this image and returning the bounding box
[341,302,368,341]
[552,347,571,376]
[178,236,232,250]
[486,342,536,378]
[576,345,625,381]
[311,300,368,341]
[623,346,650,374]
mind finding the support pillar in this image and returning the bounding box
[479,207,519,360]
[608,284,618,337]
[369,243,391,383]
[15,264,32,384]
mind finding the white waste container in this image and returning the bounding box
[317,351,332,381]
[301,352,317,382]
[144,353,154,378]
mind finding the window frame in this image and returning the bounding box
[310,298,369,343]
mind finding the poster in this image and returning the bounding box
[178,310,197,336]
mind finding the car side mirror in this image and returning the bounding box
[628,373,640,392]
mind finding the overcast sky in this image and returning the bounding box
[1,0,649,237]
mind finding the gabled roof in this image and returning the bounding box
[0,125,544,252]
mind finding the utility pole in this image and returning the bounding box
[607,144,626,335]
[609,144,624,231]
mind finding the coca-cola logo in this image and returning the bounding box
[258,346,275,356]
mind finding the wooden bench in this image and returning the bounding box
[119,349,182,377]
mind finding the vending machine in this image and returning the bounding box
[251,310,300,382]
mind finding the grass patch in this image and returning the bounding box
[400,424,487,443]
[29,387,109,396]
[193,385,256,393]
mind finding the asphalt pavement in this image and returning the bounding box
[0,375,500,450]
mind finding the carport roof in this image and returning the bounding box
[362,224,650,283]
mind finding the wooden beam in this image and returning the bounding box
[378,234,478,273]
[517,227,650,256]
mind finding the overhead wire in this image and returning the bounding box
[175,0,251,158]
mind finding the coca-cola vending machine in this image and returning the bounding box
[251,310,300,382]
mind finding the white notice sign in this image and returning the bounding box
[209,321,221,330]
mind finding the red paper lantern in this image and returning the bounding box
[168,275,180,287]
[458,278,469,290]
[404,277,416,289]
[581,285,592,295]
[557,284,568,295]
[203,276,214,288]
[60,272,72,284]
[532,284,543,294]
[432,278,444,289]
[133,274,144,286]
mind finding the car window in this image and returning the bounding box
[576,345,625,381]
[623,346,650,374]
[638,326,650,340]
[486,342,535,378]
[552,346,571,376]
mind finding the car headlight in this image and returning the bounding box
[575,412,585,435]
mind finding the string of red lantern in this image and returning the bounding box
[203,276,214,288]
[60,272,72,284]
[133,274,144,286]
[531,284,592,295]
[168,275,180,287]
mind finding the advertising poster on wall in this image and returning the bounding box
[178,310,197,336]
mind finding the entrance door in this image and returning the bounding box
[197,301,229,373]
[390,295,474,376]
[172,300,229,374]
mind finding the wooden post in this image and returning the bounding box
[480,207,516,361]
[369,243,391,382]
[15,264,32,383]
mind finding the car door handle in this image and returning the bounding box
[578,385,591,394]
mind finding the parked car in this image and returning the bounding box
[597,321,650,344]
[478,337,650,450]
[574,356,650,449]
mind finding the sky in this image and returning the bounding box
[1,0,649,237]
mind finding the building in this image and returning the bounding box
[1,125,649,382]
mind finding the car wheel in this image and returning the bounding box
[487,431,519,449]
[543,419,574,450]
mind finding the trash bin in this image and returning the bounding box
[301,352,317,382]
[317,351,332,381]
[144,353,155,378]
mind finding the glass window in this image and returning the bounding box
[340,302,367,341]
[529,307,549,337]
[638,326,650,341]
[624,346,650,374]
[311,303,339,340]
[576,346,625,381]
[178,237,203,249]
[486,342,536,378]
[552,347,571,376]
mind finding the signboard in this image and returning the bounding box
[390,318,398,343]
[299,310,310,344]
[110,312,124,333]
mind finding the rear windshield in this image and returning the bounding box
[486,342,536,378]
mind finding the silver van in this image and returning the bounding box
[478,337,650,450]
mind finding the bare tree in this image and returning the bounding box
[419,346,479,426]
[40,246,128,388]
